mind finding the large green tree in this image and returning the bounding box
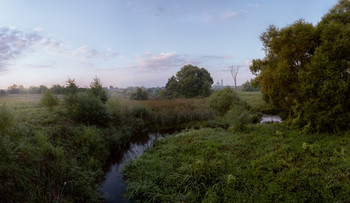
[250,0,350,131]
[250,20,318,113]
[294,0,350,132]
[164,65,213,98]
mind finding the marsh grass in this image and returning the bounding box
[120,98,214,131]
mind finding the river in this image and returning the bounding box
[100,133,163,202]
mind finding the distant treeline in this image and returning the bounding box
[4,84,88,95]
[2,80,259,99]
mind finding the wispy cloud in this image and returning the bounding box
[73,45,118,60]
[129,51,187,71]
[0,27,43,71]
[22,61,56,69]
[200,54,233,60]
[248,3,260,8]
[220,60,251,72]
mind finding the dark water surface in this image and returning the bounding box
[100,133,163,202]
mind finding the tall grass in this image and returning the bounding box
[124,125,350,202]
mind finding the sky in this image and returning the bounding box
[0,0,338,89]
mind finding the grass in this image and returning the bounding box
[0,94,117,202]
[0,94,214,201]
[124,125,350,202]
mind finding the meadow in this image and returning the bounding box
[122,89,350,202]
[2,91,348,202]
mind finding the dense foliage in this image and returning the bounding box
[162,64,213,98]
[124,126,350,202]
[250,0,350,131]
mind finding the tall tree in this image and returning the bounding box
[294,0,350,131]
[89,76,108,103]
[164,64,213,98]
[250,20,318,113]
[250,0,350,131]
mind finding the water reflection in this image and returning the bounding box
[100,133,163,203]
[260,114,282,124]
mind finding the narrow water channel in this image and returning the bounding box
[100,133,163,202]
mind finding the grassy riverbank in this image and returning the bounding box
[124,125,350,202]
[0,94,214,201]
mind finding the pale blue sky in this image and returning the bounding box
[0,0,337,88]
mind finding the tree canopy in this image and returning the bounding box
[162,64,213,98]
[250,0,350,132]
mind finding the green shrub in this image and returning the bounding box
[209,87,248,116]
[40,90,59,110]
[67,94,111,126]
[225,106,253,131]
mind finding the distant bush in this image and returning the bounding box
[40,90,59,110]
[240,80,260,92]
[0,90,7,96]
[130,87,148,100]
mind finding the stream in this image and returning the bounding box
[260,114,282,124]
[100,114,281,202]
[100,133,163,202]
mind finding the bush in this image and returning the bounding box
[225,106,253,131]
[66,94,111,127]
[209,87,249,116]
[40,90,59,110]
